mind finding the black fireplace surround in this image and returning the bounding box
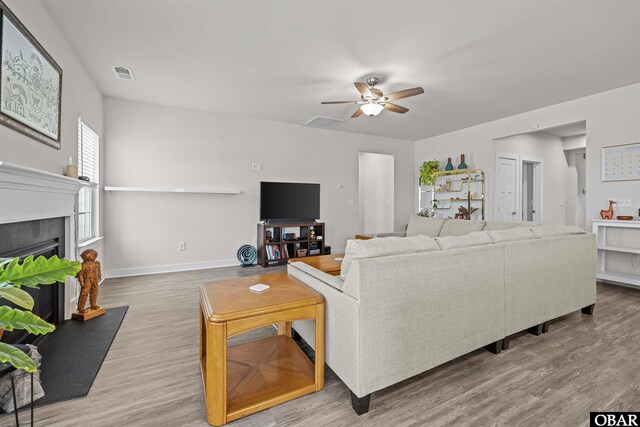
[0,217,66,345]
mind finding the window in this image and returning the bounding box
[77,118,99,242]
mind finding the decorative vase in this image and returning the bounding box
[458,154,468,170]
[445,158,454,171]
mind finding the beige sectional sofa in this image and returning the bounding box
[287,216,596,414]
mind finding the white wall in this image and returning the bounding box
[358,152,394,234]
[415,83,640,225]
[103,98,414,276]
[493,132,568,225]
[563,134,587,151]
[0,0,103,175]
[0,0,104,259]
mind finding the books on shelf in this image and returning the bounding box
[265,244,290,261]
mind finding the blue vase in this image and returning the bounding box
[445,158,454,171]
[458,154,468,170]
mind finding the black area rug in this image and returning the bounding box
[35,306,128,407]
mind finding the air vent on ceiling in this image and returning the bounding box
[304,115,344,129]
[112,66,135,81]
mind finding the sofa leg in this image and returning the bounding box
[486,339,504,355]
[502,336,510,350]
[350,391,371,415]
[528,323,544,336]
[582,304,595,315]
[542,321,550,334]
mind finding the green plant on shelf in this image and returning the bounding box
[417,199,439,217]
[419,160,441,187]
[0,256,81,372]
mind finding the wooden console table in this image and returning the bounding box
[199,273,325,425]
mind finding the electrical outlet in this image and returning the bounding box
[251,162,258,170]
[612,198,631,208]
[347,199,354,207]
[178,242,186,251]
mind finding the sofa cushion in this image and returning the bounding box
[530,225,586,238]
[406,215,446,237]
[340,235,440,279]
[435,231,492,250]
[439,219,486,236]
[486,227,536,243]
[483,221,538,231]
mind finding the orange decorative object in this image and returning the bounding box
[600,200,615,220]
[73,249,104,321]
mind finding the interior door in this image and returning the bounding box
[495,156,518,222]
[359,152,394,233]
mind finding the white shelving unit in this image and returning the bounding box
[592,219,640,288]
[104,186,240,194]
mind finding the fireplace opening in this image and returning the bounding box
[0,217,66,345]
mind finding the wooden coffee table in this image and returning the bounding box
[199,273,324,426]
[289,253,345,276]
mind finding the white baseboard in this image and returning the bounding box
[105,258,238,279]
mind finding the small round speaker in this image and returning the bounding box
[237,244,257,266]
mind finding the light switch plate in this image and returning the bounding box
[612,198,631,208]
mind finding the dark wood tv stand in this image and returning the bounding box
[257,222,325,268]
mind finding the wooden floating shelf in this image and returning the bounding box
[104,186,240,194]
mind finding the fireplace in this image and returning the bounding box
[0,218,66,344]
[0,161,93,331]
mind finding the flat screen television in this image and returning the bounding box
[260,182,320,223]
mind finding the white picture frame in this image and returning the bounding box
[601,142,640,182]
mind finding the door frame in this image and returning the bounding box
[494,153,544,223]
[519,156,543,223]
[494,153,519,222]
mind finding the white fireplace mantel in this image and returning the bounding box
[0,161,95,224]
[0,161,96,319]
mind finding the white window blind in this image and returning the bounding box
[78,119,99,183]
[78,118,99,242]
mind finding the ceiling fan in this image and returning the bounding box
[321,77,424,118]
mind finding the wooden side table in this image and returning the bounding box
[289,253,345,276]
[200,273,324,426]
[354,234,373,240]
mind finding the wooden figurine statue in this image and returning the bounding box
[72,249,105,321]
[600,200,615,220]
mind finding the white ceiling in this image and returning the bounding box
[42,0,640,141]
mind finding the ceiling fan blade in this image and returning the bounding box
[354,82,373,98]
[383,87,424,101]
[321,100,359,104]
[383,103,409,114]
[351,108,363,118]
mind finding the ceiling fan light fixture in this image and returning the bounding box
[360,102,384,116]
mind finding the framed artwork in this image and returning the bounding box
[0,1,63,149]
[602,142,640,182]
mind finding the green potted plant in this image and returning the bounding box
[0,256,81,372]
[419,160,441,187]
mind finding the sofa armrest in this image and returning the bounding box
[287,263,361,393]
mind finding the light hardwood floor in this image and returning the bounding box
[6,267,640,427]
